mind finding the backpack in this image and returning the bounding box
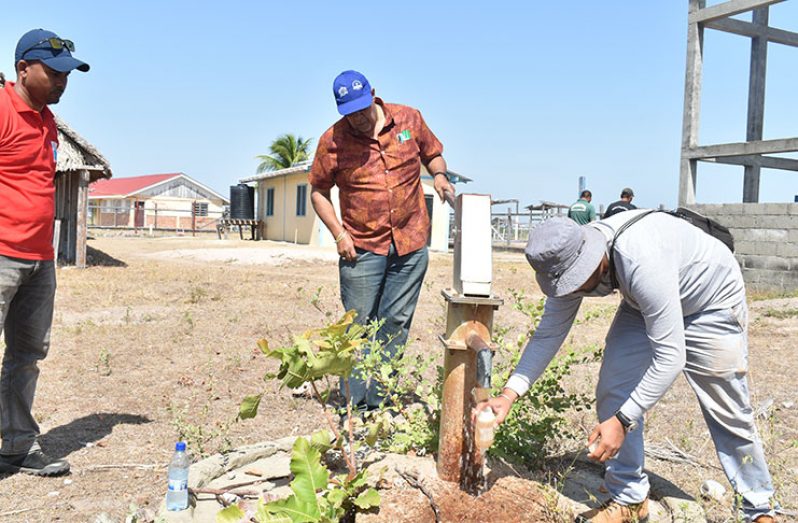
[669,207,735,252]
[608,208,735,288]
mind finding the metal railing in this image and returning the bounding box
[490,208,569,244]
[448,208,570,246]
[88,205,225,235]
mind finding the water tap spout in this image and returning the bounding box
[466,332,493,389]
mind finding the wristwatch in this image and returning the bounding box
[433,171,450,182]
[615,410,638,432]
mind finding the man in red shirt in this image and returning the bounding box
[310,70,453,410]
[0,29,89,476]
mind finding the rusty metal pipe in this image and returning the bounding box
[465,331,490,351]
[466,331,492,389]
[437,290,502,484]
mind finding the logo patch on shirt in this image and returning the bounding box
[397,129,412,143]
[51,141,58,163]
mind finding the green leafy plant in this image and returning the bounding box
[490,290,601,465]
[236,311,381,522]
[217,433,380,523]
[240,310,366,474]
[354,338,441,455]
[352,288,601,464]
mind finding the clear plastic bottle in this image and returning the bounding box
[475,407,496,450]
[588,435,601,456]
[166,441,190,511]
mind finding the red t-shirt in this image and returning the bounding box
[0,82,58,261]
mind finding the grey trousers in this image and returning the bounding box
[597,301,776,520]
[0,255,56,455]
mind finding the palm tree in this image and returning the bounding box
[256,134,313,173]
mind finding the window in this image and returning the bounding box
[266,188,275,217]
[102,199,130,211]
[425,195,434,247]
[193,201,208,217]
[296,184,307,216]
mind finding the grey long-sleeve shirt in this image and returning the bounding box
[505,209,745,421]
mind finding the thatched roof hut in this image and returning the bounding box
[54,114,112,178]
[1,72,113,267]
[53,115,113,267]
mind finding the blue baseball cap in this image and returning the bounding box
[333,70,372,115]
[15,29,90,73]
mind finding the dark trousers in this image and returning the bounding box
[0,255,56,455]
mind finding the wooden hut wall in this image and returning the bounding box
[54,171,79,264]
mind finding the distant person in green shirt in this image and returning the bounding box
[567,190,596,225]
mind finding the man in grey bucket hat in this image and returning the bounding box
[477,212,779,522]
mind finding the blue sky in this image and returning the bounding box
[2,1,797,211]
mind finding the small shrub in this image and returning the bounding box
[355,338,441,455]
[238,311,381,522]
[490,290,601,466]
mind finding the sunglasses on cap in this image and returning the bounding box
[20,37,75,58]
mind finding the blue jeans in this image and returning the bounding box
[339,244,428,409]
[0,255,56,455]
[597,301,777,520]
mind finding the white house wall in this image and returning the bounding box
[141,197,225,216]
[255,172,314,243]
[256,172,451,252]
[422,177,451,252]
[309,186,341,248]
[88,196,225,229]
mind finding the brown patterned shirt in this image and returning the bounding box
[309,98,443,256]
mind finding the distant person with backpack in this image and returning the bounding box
[568,190,596,225]
[477,210,778,522]
[603,187,637,218]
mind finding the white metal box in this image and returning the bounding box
[453,194,492,296]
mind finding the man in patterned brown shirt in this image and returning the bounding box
[310,70,453,410]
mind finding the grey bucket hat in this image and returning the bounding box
[525,218,607,297]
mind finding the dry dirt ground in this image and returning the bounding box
[0,236,795,522]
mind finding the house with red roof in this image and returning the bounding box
[89,173,229,231]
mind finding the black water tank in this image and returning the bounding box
[229,184,254,219]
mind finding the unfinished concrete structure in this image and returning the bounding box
[680,0,798,291]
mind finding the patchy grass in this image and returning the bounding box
[749,289,798,301]
[762,308,798,320]
[0,238,792,522]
